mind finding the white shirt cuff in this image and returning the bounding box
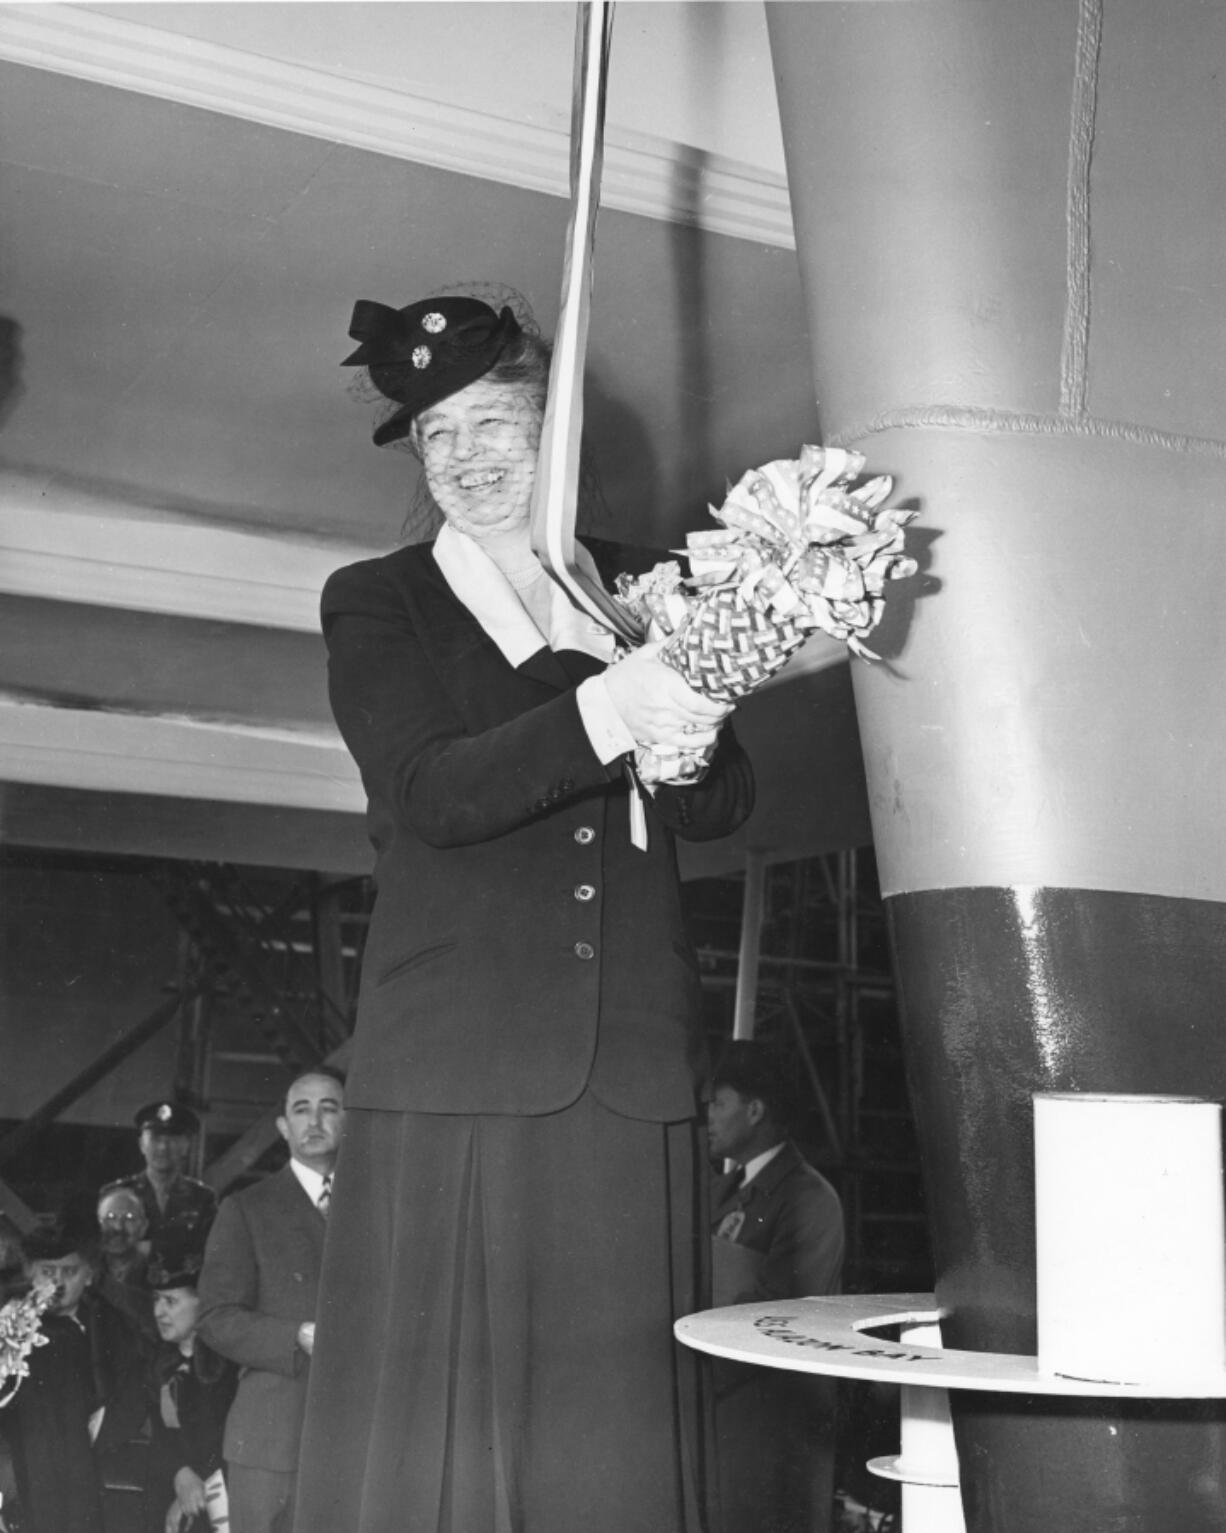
[577,675,637,765]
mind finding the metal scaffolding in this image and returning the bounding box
[0,846,929,1294]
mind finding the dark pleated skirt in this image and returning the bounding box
[293,1092,714,1533]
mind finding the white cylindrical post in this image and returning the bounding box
[1034,1093,1226,1386]
[866,1321,966,1533]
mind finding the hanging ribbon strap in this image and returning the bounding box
[531,1,643,646]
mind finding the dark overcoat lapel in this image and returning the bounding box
[381,541,579,712]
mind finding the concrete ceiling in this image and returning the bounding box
[0,2,872,878]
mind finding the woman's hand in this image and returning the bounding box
[172,1466,208,1520]
[604,642,730,750]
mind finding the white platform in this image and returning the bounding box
[675,1293,1226,1398]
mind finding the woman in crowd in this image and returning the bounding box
[294,291,754,1533]
[144,1246,235,1533]
[5,1214,146,1533]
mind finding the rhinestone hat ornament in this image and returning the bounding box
[614,445,918,783]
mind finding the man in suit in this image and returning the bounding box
[707,1040,845,1533]
[198,1069,345,1533]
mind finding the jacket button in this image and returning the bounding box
[574,826,596,845]
[574,884,596,902]
[574,941,595,961]
[559,778,575,792]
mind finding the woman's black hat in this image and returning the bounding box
[23,1210,99,1264]
[147,1240,205,1292]
[342,296,522,447]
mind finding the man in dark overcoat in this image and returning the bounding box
[197,1070,344,1533]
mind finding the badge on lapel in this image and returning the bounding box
[715,1209,746,1242]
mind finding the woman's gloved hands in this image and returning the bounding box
[603,640,730,752]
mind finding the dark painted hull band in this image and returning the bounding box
[886,884,1226,1533]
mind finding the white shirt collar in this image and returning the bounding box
[739,1141,787,1187]
[288,1158,329,1204]
[433,522,616,667]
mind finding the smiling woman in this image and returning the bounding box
[415,378,545,540]
[292,288,756,1533]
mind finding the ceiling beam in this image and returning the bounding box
[0,699,364,813]
[0,784,374,877]
[0,3,795,248]
[0,478,371,632]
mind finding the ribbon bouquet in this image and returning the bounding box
[613,444,918,783]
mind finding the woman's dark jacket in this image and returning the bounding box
[3,1293,146,1533]
[144,1341,236,1517]
[322,536,754,1123]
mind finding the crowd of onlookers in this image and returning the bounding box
[0,1070,344,1533]
[0,1044,845,1533]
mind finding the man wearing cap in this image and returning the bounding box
[99,1100,218,1245]
[706,1040,845,1533]
[197,1069,345,1533]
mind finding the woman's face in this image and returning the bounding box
[153,1286,201,1346]
[414,377,543,540]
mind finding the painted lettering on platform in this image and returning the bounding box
[753,1315,929,1364]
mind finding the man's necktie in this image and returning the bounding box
[317,1175,332,1218]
